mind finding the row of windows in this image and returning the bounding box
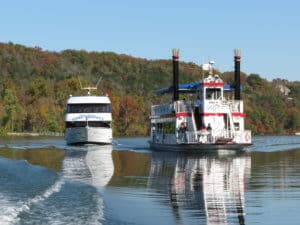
[66,121,111,128]
[152,122,176,134]
[67,104,111,113]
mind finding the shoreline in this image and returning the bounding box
[3,132,300,138]
[6,132,64,137]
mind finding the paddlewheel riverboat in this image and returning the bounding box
[149,49,252,151]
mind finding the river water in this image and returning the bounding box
[0,136,300,225]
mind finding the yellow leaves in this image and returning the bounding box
[36,98,48,121]
[0,102,5,119]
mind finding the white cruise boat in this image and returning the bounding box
[149,49,252,151]
[65,86,112,145]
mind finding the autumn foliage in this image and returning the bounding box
[0,42,300,136]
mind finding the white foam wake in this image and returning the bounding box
[89,192,105,225]
[0,179,65,225]
[62,153,92,184]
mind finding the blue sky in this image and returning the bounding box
[1,0,299,81]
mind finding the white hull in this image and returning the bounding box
[65,127,112,145]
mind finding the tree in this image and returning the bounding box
[0,42,300,136]
[3,89,19,131]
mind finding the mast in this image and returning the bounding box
[172,49,179,102]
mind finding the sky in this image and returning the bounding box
[1,0,299,81]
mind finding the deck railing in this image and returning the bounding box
[151,100,243,116]
[152,129,251,144]
[174,101,193,113]
[151,101,193,117]
[151,103,174,117]
[224,100,243,113]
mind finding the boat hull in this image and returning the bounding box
[65,127,112,145]
[149,141,251,152]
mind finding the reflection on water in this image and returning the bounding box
[109,151,251,225]
[61,145,114,188]
[1,137,300,225]
[0,147,64,172]
[0,145,114,188]
[0,145,251,224]
[86,145,114,187]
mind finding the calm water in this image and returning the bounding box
[0,136,300,225]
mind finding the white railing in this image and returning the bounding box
[152,129,252,145]
[151,103,174,117]
[151,101,193,117]
[224,100,243,113]
[174,100,193,113]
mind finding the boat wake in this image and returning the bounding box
[0,155,105,225]
[251,136,300,152]
[0,179,65,225]
[1,138,66,150]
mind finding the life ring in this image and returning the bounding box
[245,132,250,142]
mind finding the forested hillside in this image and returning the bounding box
[0,42,299,136]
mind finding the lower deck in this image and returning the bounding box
[149,141,252,152]
[151,129,252,146]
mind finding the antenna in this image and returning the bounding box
[80,76,103,96]
[77,76,83,89]
[95,77,102,89]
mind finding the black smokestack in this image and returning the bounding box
[172,49,179,102]
[234,49,241,100]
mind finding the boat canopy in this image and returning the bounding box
[67,95,111,104]
[154,82,237,94]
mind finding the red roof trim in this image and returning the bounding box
[175,112,192,117]
[156,112,246,118]
[232,112,246,117]
[200,82,225,87]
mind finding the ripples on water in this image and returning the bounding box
[0,135,300,225]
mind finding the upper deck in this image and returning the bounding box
[65,95,112,122]
[67,95,111,104]
[151,99,244,118]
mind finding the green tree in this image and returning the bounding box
[0,42,300,136]
[3,89,19,131]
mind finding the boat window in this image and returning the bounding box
[67,104,111,113]
[66,121,111,128]
[153,122,175,134]
[66,121,86,128]
[88,121,111,128]
[156,123,163,133]
[234,122,240,131]
[162,122,175,133]
[206,88,222,100]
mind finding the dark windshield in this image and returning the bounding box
[206,88,222,100]
[67,104,111,113]
[66,121,111,128]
